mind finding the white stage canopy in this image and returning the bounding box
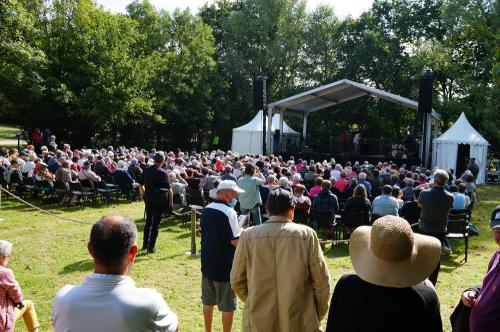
[432,112,489,184]
[265,79,441,165]
[231,110,300,155]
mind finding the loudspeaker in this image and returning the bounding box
[418,71,433,113]
[253,78,266,111]
[274,129,280,140]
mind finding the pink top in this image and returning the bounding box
[334,178,349,193]
[0,266,23,332]
[309,185,322,198]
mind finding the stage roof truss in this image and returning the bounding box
[268,79,441,119]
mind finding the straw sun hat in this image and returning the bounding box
[349,215,441,288]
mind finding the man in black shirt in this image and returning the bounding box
[200,180,243,332]
[142,153,172,253]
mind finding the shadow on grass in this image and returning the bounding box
[60,259,94,275]
[440,254,466,273]
[323,242,350,259]
[135,251,197,263]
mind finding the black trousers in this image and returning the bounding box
[420,232,446,286]
[143,203,164,250]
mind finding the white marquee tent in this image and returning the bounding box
[231,110,300,155]
[432,112,489,184]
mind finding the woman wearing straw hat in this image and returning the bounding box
[326,215,443,332]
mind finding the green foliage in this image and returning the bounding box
[0,0,498,155]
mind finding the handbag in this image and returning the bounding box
[450,300,471,332]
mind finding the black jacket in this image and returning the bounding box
[326,274,442,332]
[143,164,170,208]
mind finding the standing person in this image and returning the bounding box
[325,216,442,332]
[457,206,500,332]
[143,153,173,253]
[52,216,178,332]
[31,128,42,154]
[466,158,480,183]
[0,240,40,332]
[42,128,51,147]
[201,180,244,332]
[231,189,331,331]
[353,132,361,153]
[237,164,265,225]
[418,169,454,285]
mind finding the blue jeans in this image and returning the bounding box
[240,206,262,225]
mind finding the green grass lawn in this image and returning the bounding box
[0,124,27,148]
[0,186,498,331]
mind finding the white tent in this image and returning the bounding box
[231,110,300,155]
[432,112,489,184]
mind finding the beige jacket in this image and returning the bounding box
[230,216,331,332]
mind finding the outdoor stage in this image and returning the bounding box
[274,150,421,167]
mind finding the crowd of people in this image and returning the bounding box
[0,143,496,332]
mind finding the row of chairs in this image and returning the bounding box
[4,175,139,208]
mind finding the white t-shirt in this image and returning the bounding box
[22,160,36,176]
[52,274,178,332]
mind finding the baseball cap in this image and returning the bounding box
[490,206,500,229]
[217,180,245,193]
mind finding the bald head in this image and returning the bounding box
[89,215,137,268]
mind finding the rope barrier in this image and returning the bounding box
[0,186,93,225]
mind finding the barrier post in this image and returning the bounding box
[187,204,203,256]
[190,208,196,255]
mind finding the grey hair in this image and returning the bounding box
[359,172,367,180]
[0,240,13,257]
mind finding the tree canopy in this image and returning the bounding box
[0,0,498,155]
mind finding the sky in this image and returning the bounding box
[95,0,374,18]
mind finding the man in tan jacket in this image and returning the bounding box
[230,188,331,331]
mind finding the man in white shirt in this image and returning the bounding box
[52,215,178,332]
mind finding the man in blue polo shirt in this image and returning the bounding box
[201,180,244,332]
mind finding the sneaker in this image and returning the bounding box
[441,246,452,256]
[147,248,160,254]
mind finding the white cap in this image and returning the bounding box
[217,180,245,193]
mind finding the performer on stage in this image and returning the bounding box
[143,153,173,253]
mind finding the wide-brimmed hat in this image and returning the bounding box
[349,215,441,288]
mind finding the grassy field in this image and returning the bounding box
[0,124,27,148]
[0,185,498,331]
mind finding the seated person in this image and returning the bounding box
[292,184,311,224]
[5,160,23,194]
[278,176,292,192]
[329,177,341,197]
[402,179,415,202]
[312,180,339,228]
[78,161,102,190]
[344,184,371,227]
[52,216,179,332]
[309,176,324,198]
[325,216,442,332]
[391,186,404,209]
[450,184,469,211]
[370,169,383,194]
[356,172,372,194]
[343,178,358,197]
[221,165,237,182]
[168,171,188,207]
[333,171,349,193]
[0,240,40,332]
[400,188,422,225]
[94,157,113,177]
[371,185,399,221]
[114,160,139,189]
